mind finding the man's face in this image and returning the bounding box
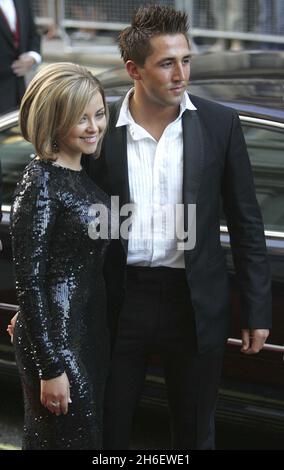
[136,34,191,108]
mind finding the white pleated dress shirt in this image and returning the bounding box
[116,89,197,268]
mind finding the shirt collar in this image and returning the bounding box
[116,87,197,129]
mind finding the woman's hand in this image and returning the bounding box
[41,372,71,416]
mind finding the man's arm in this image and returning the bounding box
[11,0,41,77]
[222,111,272,352]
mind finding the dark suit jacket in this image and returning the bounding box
[85,94,272,353]
[0,0,41,114]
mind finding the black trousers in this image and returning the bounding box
[103,266,224,450]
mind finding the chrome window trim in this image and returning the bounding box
[0,110,18,130]
[228,338,284,355]
[0,303,18,312]
[240,115,284,130]
[220,225,284,240]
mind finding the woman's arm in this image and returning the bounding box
[11,164,65,380]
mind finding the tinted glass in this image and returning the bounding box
[221,124,284,233]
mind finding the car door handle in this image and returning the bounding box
[228,337,284,354]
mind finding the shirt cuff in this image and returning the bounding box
[26,51,42,65]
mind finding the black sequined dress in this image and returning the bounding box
[11,159,111,450]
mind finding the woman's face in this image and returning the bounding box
[58,91,107,158]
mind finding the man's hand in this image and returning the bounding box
[7,312,18,343]
[241,328,269,355]
[11,53,35,77]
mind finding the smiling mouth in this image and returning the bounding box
[81,136,97,144]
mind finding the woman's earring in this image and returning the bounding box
[52,140,59,153]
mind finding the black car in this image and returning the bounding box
[0,51,284,432]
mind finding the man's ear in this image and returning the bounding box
[125,60,141,81]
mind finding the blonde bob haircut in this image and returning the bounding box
[20,62,109,160]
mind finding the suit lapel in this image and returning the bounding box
[182,108,205,235]
[0,7,14,48]
[105,99,130,208]
[105,99,130,254]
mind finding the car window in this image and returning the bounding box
[221,124,284,233]
[0,125,35,206]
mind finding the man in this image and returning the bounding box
[0,0,41,114]
[88,5,271,450]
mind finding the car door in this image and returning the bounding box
[222,117,284,389]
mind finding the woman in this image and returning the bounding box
[10,62,110,450]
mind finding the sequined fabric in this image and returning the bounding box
[10,159,111,450]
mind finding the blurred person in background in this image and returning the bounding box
[0,0,41,114]
[258,0,284,49]
[211,0,245,51]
